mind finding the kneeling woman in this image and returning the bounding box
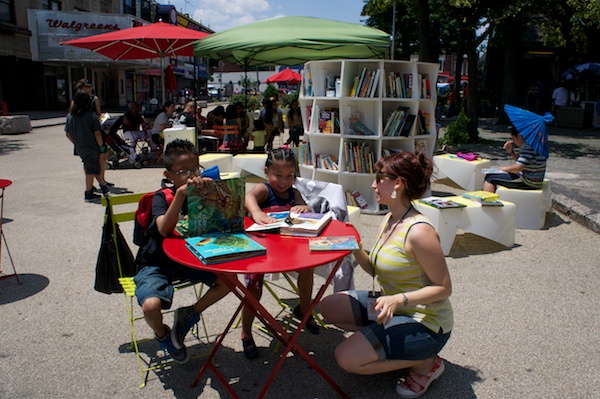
[320,152,453,398]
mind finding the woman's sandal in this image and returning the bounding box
[241,336,258,359]
[395,356,445,398]
[293,305,320,335]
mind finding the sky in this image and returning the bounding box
[164,0,367,32]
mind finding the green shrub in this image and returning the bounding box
[262,84,279,101]
[229,94,261,111]
[280,92,298,108]
[439,111,471,146]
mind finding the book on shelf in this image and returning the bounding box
[400,114,416,137]
[346,112,375,135]
[318,109,335,133]
[420,74,431,99]
[187,177,246,237]
[381,148,402,157]
[246,211,333,237]
[349,76,360,97]
[351,190,369,209]
[414,139,427,154]
[308,235,360,251]
[298,142,312,165]
[367,69,380,98]
[315,153,338,170]
[479,200,504,207]
[354,67,367,97]
[419,197,467,209]
[462,191,500,202]
[304,105,312,131]
[185,234,266,265]
[345,141,374,173]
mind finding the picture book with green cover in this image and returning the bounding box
[185,234,266,265]
[187,177,246,237]
[462,190,500,202]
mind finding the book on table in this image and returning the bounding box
[419,197,467,209]
[462,190,500,202]
[246,211,333,237]
[308,235,359,251]
[185,234,266,265]
[187,177,246,237]
[481,168,509,174]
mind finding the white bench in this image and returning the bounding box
[414,196,516,255]
[199,153,234,172]
[433,154,491,191]
[496,180,551,230]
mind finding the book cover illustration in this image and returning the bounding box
[419,197,467,209]
[481,168,509,175]
[185,234,266,265]
[309,235,360,251]
[187,177,246,237]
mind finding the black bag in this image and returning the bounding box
[94,204,137,294]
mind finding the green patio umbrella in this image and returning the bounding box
[193,16,390,67]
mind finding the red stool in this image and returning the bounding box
[0,179,20,283]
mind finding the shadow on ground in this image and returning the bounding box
[0,273,50,304]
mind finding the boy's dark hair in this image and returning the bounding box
[265,147,297,169]
[509,125,519,137]
[253,118,265,131]
[72,90,91,116]
[164,139,198,170]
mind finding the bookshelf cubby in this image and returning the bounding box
[299,59,438,213]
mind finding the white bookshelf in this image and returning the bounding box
[299,59,438,213]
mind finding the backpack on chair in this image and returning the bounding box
[133,188,174,246]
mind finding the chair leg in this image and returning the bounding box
[0,231,21,284]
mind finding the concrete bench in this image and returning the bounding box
[0,115,32,135]
[199,153,234,172]
[433,153,491,191]
[496,180,551,230]
[413,196,516,255]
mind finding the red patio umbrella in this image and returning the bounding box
[61,22,209,103]
[264,68,302,85]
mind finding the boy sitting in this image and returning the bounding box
[134,139,229,362]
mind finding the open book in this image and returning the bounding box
[185,234,266,265]
[246,211,333,237]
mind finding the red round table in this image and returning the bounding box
[0,179,20,283]
[163,218,358,399]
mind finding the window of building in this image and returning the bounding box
[140,0,151,22]
[100,0,111,13]
[123,0,136,16]
[0,0,14,23]
[42,0,62,10]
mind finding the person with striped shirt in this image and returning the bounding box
[320,152,453,398]
[483,125,547,192]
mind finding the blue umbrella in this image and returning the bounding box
[504,104,554,158]
[561,62,600,80]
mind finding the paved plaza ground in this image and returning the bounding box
[0,112,598,398]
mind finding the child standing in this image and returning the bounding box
[250,118,267,153]
[241,148,317,359]
[65,90,110,202]
[134,139,229,363]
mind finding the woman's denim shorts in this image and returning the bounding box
[134,264,217,309]
[347,290,451,361]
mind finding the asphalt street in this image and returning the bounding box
[0,113,598,398]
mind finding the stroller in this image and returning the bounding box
[104,115,163,169]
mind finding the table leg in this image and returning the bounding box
[200,267,349,399]
[191,300,244,399]
[258,258,349,399]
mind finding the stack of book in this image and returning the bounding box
[185,234,266,265]
[462,191,504,206]
[385,71,412,98]
[344,141,374,173]
[246,211,333,237]
[314,153,338,170]
[383,107,415,137]
[350,67,380,98]
[345,190,368,209]
[419,197,466,209]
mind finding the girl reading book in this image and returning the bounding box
[241,147,315,359]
